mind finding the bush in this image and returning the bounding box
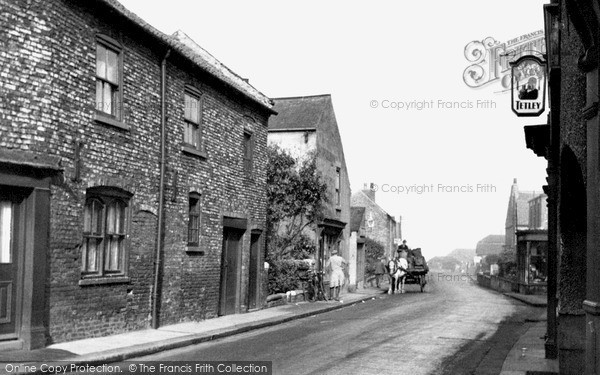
[289,234,316,260]
[364,238,385,277]
[267,259,299,294]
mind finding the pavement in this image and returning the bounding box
[0,284,559,375]
[503,292,548,308]
[0,286,386,372]
[499,320,559,375]
[498,293,559,374]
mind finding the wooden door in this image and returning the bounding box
[0,189,25,339]
[247,232,260,310]
[219,227,243,316]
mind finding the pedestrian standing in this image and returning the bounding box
[374,258,386,288]
[326,249,347,301]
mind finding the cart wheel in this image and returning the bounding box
[420,276,425,292]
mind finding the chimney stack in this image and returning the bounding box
[362,182,376,201]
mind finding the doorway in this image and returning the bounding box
[247,231,261,310]
[0,187,28,340]
[219,227,244,316]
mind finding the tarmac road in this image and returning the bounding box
[130,273,544,375]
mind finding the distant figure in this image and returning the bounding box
[374,258,387,288]
[397,239,409,257]
[387,257,398,294]
[326,249,347,301]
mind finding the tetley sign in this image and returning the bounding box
[463,30,545,91]
[510,55,546,117]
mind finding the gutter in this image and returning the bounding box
[152,48,171,329]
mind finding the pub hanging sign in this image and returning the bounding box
[510,55,546,117]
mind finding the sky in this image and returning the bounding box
[118,0,549,259]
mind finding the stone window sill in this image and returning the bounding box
[186,246,205,255]
[182,145,207,159]
[94,112,130,131]
[79,276,130,286]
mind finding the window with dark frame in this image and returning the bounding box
[188,193,201,247]
[0,201,13,264]
[95,36,122,119]
[335,167,341,206]
[82,189,129,277]
[243,131,253,175]
[184,90,202,149]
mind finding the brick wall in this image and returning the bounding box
[1,0,270,344]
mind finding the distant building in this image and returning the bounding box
[268,95,351,283]
[349,207,366,289]
[504,178,547,252]
[528,194,548,230]
[475,235,505,257]
[351,185,399,258]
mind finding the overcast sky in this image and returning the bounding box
[118,0,549,259]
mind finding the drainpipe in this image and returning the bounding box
[152,48,171,329]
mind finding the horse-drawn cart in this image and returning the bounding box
[403,267,428,292]
[404,248,429,292]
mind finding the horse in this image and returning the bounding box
[388,258,407,294]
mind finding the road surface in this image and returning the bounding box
[130,273,544,375]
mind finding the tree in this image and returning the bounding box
[266,145,328,261]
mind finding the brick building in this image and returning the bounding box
[523,1,600,371]
[351,186,399,259]
[503,179,545,252]
[0,0,274,350]
[267,95,351,283]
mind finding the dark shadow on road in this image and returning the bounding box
[435,304,545,375]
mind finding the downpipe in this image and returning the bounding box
[152,48,171,329]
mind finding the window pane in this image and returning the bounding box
[115,202,123,234]
[183,123,188,143]
[105,201,124,234]
[85,199,103,235]
[243,135,249,157]
[191,124,198,147]
[106,49,118,84]
[103,82,112,115]
[96,80,103,111]
[188,196,200,245]
[93,200,103,235]
[184,123,198,147]
[84,201,91,233]
[106,203,115,234]
[190,97,199,124]
[96,44,106,78]
[184,94,191,121]
[85,239,98,272]
[0,201,12,264]
[105,236,121,271]
[185,94,200,124]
